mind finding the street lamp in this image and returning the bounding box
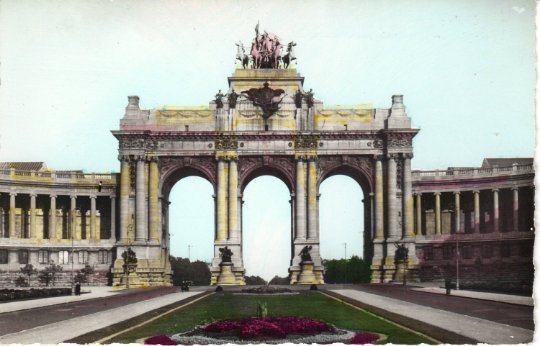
[343,242,347,260]
[188,245,194,261]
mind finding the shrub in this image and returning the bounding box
[350,332,380,344]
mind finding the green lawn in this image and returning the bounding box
[109,292,436,344]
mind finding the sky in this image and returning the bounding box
[0,0,536,280]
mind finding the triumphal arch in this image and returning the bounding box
[111,28,418,286]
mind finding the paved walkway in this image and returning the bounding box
[329,289,534,344]
[410,286,533,306]
[0,290,205,344]
[0,286,119,314]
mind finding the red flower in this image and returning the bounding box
[202,316,334,339]
[349,332,380,344]
[144,334,177,345]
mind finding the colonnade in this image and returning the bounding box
[413,187,531,236]
[0,192,114,241]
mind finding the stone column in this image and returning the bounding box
[290,194,295,257]
[228,159,239,241]
[307,159,318,240]
[454,192,461,234]
[387,155,398,239]
[70,195,77,240]
[216,159,228,241]
[49,195,57,241]
[492,189,499,233]
[403,154,414,238]
[9,192,16,238]
[135,157,147,242]
[374,156,384,240]
[148,158,160,242]
[434,192,441,235]
[90,195,97,240]
[295,159,307,240]
[473,190,480,233]
[30,193,37,239]
[110,196,116,240]
[415,193,422,235]
[119,157,130,242]
[512,187,519,232]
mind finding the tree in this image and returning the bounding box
[169,257,211,286]
[38,262,63,287]
[268,275,289,285]
[20,264,37,286]
[323,256,371,284]
[74,265,95,285]
[245,275,267,285]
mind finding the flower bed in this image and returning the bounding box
[144,316,385,345]
[240,286,295,295]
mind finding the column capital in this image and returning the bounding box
[492,188,499,193]
[118,154,132,162]
[414,192,422,196]
[511,186,520,191]
[368,192,375,197]
[402,153,414,159]
[89,195,97,199]
[472,190,480,194]
[453,191,461,195]
[434,191,441,196]
[29,192,37,198]
[386,153,398,160]
[372,154,384,161]
[49,194,57,198]
[147,155,158,163]
[9,192,17,197]
[70,194,77,199]
[110,195,116,200]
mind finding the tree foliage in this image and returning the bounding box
[245,275,267,285]
[20,264,37,282]
[170,257,211,286]
[323,256,371,284]
[38,262,63,287]
[268,275,289,285]
[74,264,95,284]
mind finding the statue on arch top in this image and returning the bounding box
[247,22,289,69]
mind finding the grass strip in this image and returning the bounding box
[66,290,213,344]
[321,289,478,344]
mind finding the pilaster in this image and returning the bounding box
[119,156,131,242]
[135,156,147,242]
[148,157,160,242]
[49,195,57,241]
[30,193,37,239]
[9,192,16,239]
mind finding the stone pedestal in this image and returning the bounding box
[393,260,408,283]
[217,262,236,285]
[296,261,316,284]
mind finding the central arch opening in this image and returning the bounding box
[168,176,214,285]
[243,176,291,282]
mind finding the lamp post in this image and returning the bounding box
[343,242,347,260]
[188,245,194,261]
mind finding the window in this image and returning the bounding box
[38,250,49,264]
[462,246,472,259]
[18,250,29,264]
[500,243,511,258]
[0,250,8,264]
[423,247,433,260]
[78,251,89,264]
[58,250,70,264]
[482,245,493,259]
[98,250,109,264]
[443,246,454,260]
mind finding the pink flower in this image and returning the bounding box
[349,332,380,344]
[144,334,177,345]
